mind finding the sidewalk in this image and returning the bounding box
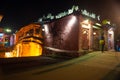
[38,51,120,80]
[2,51,120,80]
[30,51,120,80]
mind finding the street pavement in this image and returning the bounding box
[1,51,120,80]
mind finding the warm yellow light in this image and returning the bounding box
[81,19,91,28]
[5,52,13,58]
[93,32,96,35]
[13,42,42,57]
[29,42,42,56]
[42,28,45,31]
[81,24,91,28]
[108,30,113,34]
[95,23,101,26]
[11,23,43,58]
[83,30,87,34]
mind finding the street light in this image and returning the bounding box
[5,28,12,33]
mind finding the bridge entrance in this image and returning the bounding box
[5,23,43,58]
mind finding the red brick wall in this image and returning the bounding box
[44,15,79,51]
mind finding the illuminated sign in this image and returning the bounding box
[81,9,100,21]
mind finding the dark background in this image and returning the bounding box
[0,0,120,32]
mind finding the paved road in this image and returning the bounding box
[1,51,120,80]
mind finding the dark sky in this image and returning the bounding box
[0,0,120,32]
[0,0,77,31]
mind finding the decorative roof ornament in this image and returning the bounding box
[81,9,100,21]
[38,5,100,22]
[38,5,79,22]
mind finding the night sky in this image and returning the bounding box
[0,0,120,32]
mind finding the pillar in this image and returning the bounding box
[89,22,93,51]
